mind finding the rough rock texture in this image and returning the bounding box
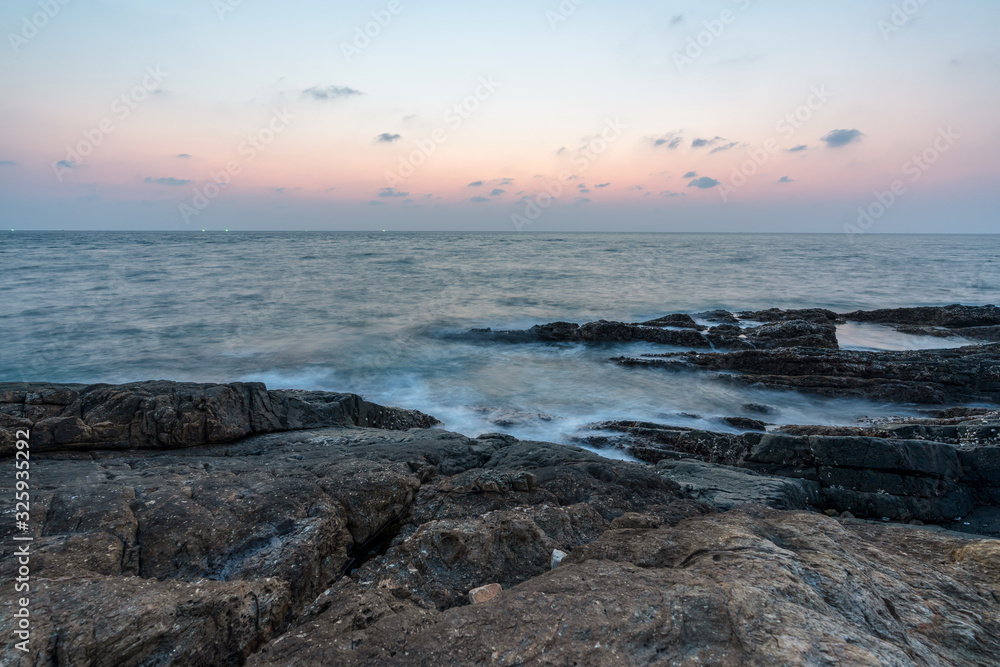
[0,381,438,455]
[656,459,820,510]
[249,507,1000,667]
[842,304,1000,328]
[463,315,839,350]
[617,343,1000,404]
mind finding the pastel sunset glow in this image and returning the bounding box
[1,0,998,231]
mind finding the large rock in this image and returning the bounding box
[249,507,1000,666]
[657,459,821,510]
[616,343,1000,404]
[0,381,438,455]
[842,304,1000,328]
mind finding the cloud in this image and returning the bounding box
[578,187,590,193]
[0,160,17,166]
[145,176,191,186]
[688,176,721,189]
[660,190,686,197]
[273,187,287,193]
[470,196,490,203]
[467,180,484,187]
[378,187,408,198]
[821,129,864,148]
[787,145,808,152]
[375,133,401,143]
[367,200,385,206]
[490,188,505,196]
[302,85,362,101]
[651,133,683,149]
[176,153,192,159]
[497,177,514,186]
[595,182,611,188]
[778,176,794,183]
[56,160,76,169]
[573,197,592,205]
[556,147,567,155]
[710,142,739,154]
[670,14,684,25]
[691,136,724,149]
[683,171,698,178]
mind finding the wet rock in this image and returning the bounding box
[842,304,1000,328]
[738,307,840,323]
[616,343,1000,404]
[694,309,740,324]
[637,313,705,330]
[721,416,768,431]
[657,459,820,511]
[583,421,756,466]
[0,381,439,456]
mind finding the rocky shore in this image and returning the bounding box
[2,305,1000,666]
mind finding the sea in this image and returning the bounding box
[2,232,998,454]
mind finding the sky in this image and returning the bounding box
[0,0,998,232]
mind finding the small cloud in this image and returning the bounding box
[490,188,505,196]
[578,187,590,194]
[556,147,567,155]
[573,197,592,205]
[683,171,698,178]
[660,190,686,197]
[402,114,418,121]
[470,196,490,203]
[144,176,191,186]
[710,142,739,154]
[273,187,287,193]
[56,160,76,169]
[176,153,192,159]
[367,200,385,206]
[670,14,684,25]
[467,180,484,187]
[787,145,808,153]
[692,136,723,149]
[497,177,514,186]
[778,176,794,183]
[651,133,683,149]
[375,133,401,143]
[0,160,17,166]
[688,176,721,189]
[630,185,645,191]
[378,187,408,198]
[821,129,864,148]
[595,182,611,188]
[303,85,362,101]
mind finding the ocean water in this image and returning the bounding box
[1,232,998,450]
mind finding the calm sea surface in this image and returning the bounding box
[2,232,998,449]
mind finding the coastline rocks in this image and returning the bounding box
[656,459,820,511]
[842,304,1000,328]
[250,507,1000,666]
[616,343,1000,404]
[738,307,840,324]
[0,381,439,456]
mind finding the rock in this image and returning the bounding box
[550,549,567,569]
[842,304,1000,328]
[694,309,740,324]
[583,420,756,467]
[657,459,820,511]
[0,381,439,456]
[741,402,775,415]
[824,509,839,517]
[250,507,1000,666]
[841,511,856,519]
[722,416,767,431]
[468,583,502,604]
[743,319,839,349]
[617,343,1000,404]
[609,512,662,530]
[637,313,705,330]
[738,307,840,323]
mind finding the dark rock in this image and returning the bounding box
[694,309,740,324]
[721,416,768,431]
[616,343,1000,404]
[637,313,705,330]
[738,307,840,323]
[656,459,821,510]
[842,304,1000,328]
[0,381,438,456]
